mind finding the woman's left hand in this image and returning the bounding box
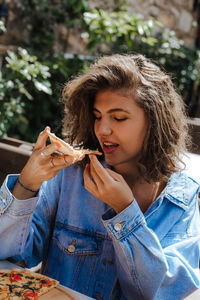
[83,155,134,213]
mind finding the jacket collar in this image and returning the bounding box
[162,172,199,210]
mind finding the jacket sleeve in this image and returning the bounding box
[0,174,59,268]
[102,185,200,300]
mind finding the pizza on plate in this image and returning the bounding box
[0,269,12,300]
[0,268,59,299]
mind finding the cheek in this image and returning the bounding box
[94,122,99,138]
[122,123,147,147]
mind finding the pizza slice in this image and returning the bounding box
[48,131,102,160]
[10,268,59,299]
[22,270,59,297]
[9,268,38,300]
[10,288,38,300]
[0,269,11,300]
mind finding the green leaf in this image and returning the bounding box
[34,80,52,95]
[0,20,6,33]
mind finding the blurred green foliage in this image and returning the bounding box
[83,8,200,102]
[0,20,6,34]
[13,0,88,58]
[0,50,87,141]
[0,0,88,141]
[0,1,199,142]
[0,48,51,138]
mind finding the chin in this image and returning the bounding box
[104,156,116,166]
[105,157,123,168]
[104,152,131,167]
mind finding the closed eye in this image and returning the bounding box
[114,117,127,122]
[93,115,127,121]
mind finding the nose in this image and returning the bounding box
[95,119,112,137]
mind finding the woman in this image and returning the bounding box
[0,54,200,300]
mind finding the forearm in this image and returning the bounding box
[0,175,38,259]
[0,173,59,268]
[112,230,200,300]
[102,200,200,300]
[12,177,39,200]
[0,204,36,260]
[102,201,165,299]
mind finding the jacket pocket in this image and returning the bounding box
[54,222,103,256]
[43,222,104,293]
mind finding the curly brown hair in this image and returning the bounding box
[62,54,191,182]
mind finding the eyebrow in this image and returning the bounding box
[93,108,131,114]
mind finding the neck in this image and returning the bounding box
[113,163,140,188]
[113,162,166,213]
[132,180,167,213]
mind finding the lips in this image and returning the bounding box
[102,141,119,154]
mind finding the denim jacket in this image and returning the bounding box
[0,165,200,300]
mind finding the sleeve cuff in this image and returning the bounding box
[102,199,146,240]
[0,174,38,215]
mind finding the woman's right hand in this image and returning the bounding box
[12,127,78,199]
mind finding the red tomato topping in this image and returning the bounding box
[11,272,22,282]
[39,279,52,287]
[23,291,38,300]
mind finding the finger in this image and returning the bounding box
[89,155,111,183]
[63,155,76,165]
[40,143,59,158]
[105,168,123,182]
[34,126,50,150]
[50,155,75,167]
[50,157,56,168]
[90,159,104,188]
[83,164,98,193]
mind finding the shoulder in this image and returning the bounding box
[181,152,200,184]
[164,172,199,210]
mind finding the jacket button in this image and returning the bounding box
[114,223,122,231]
[67,244,75,253]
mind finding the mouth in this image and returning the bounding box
[102,141,119,154]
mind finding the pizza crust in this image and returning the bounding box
[48,132,102,160]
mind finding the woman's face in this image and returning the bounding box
[93,90,147,171]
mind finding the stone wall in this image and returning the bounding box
[0,0,198,55]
